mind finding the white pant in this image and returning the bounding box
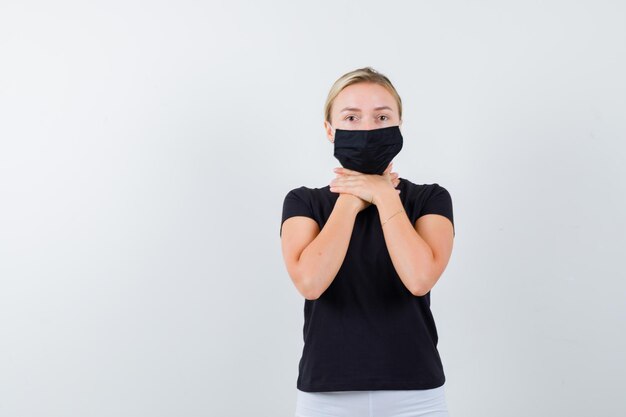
[295,384,450,417]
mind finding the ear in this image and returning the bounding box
[323,120,334,143]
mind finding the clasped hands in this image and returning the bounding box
[329,162,401,212]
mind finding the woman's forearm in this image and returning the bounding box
[375,189,434,296]
[297,196,359,300]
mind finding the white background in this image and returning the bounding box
[1,1,625,416]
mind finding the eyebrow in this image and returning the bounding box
[339,106,394,113]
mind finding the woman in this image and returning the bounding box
[280,67,455,417]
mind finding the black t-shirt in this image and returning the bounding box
[280,177,455,392]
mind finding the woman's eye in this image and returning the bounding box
[379,115,389,121]
[345,115,357,121]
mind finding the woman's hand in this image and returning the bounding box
[329,162,401,210]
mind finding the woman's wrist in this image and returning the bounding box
[375,188,405,220]
[373,187,400,207]
[336,194,363,216]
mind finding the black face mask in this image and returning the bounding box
[332,125,403,175]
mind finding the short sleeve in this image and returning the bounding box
[280,187,315,237]
[419,184,455,237]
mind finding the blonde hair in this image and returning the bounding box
[323,66,403,124]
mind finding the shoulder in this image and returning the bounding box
[426,183,452,200]
[284,185,310,199]
[284,184,332,201]
[399,178,449,196]
[401,178,451,200]
[400,178,454,227]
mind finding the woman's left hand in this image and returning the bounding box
[329,162,400,205]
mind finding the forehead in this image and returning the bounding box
[334,82,397,112]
